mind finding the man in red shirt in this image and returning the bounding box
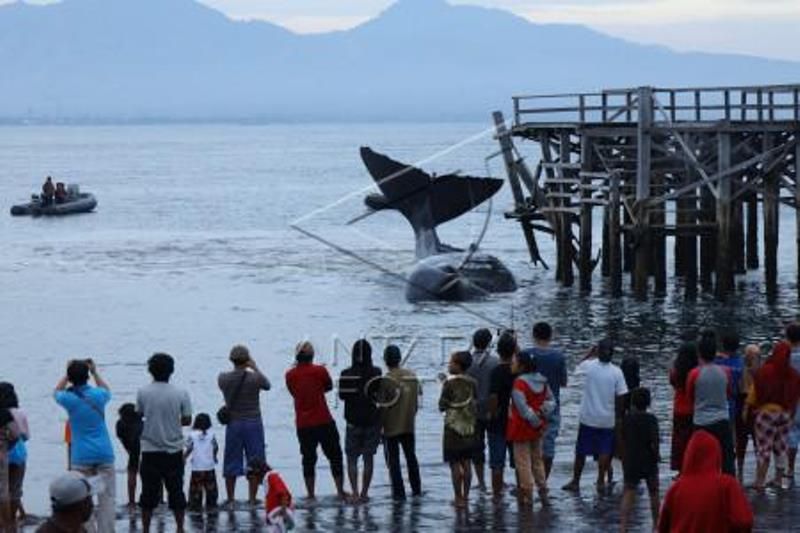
[285,341,348,501]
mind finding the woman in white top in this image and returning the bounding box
[184,413,219,510]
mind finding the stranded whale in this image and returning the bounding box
[359,147,516,302]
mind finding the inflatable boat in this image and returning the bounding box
[10,185,97,217]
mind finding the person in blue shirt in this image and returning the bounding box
[713,329,746,480]
[54,359,115,532]
[523,322,567,479]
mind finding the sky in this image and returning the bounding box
[6,0,800,61]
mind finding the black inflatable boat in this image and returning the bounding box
[10,188,97,217]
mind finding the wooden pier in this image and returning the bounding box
[493,84,800,300]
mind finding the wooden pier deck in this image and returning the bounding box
[493,84,800,300]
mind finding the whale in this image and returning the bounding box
[359,147,517,302]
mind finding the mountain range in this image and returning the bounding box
[1,0,798,122]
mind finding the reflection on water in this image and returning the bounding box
[1,124,798,531]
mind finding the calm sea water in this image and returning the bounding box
[0,124,798,531]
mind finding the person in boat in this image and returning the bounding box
[41,177,55,206]
[55,183,68,204]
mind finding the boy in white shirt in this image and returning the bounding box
[562,339,628,492]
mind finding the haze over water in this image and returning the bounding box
[0,123,797,531]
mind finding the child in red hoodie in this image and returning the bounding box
[658,430,752,533]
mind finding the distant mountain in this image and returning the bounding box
[0,0,798,122]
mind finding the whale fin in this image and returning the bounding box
[359,147,503,258]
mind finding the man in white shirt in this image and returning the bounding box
[562,339,628,492]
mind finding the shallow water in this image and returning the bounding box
[0,123,798,531]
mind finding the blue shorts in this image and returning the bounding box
[487,430,511,470]
[223,418,266,478]
[789,415,800,449]
[543,406,561,459]
[575,424,615,457]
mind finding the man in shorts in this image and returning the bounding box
[563,339,628,491]
[339,340,382,503]
[137,353,192,533]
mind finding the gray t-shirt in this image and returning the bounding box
[137,382,192,454]
[218,368,271,421]
[692,364,730,427]
[467,350,499,422]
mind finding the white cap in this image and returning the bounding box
[49,472,95,509]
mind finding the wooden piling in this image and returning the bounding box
[699,186,715,292]
[763,135,779,298]
[579,136,594,292]
[796,135,800,298]
[715,133,734,299]
[559,131,575,287]
[653,172,667,296]
[746,191,759,270]
[609,172,622,296]
[633,87,653,300]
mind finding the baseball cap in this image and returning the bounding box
[50,472,95,509]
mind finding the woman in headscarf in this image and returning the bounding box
[658,430,753,533]
[746,341,800,490]
[669,342,698,473]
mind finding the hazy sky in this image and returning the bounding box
[6,0,800,61]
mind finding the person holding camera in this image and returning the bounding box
[217,344,271,506]
[53,359,115,532]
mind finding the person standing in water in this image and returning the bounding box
[487,331,517,500]
[115,403,143,509]
[619,387,660,533]
[522,322,567,479]
[439,351,479,509]
[506,350,554,508]
[669,342,698,474]
[137,353,193,533]
[380,345,422,501]
[285,341,348,501]
[466,328,496,492]
[562,339,628,492]
[338,339,382,503]
[218,345,271,506]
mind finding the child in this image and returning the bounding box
[738,344,762,483]
[185,413,219,510]
[506,351,555,507]
[250,458,295,532]
[620,387,660,533]
[438,351,479,509]
[115,403,143,508]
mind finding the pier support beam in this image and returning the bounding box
[746,189,759,270]
[559,131,575,287]
[579,136,594,292]
[609,172,623,297]
[633,87,653,300]
[653,172,667,296]
[763,135,779,298]
[700,186,715,292]
[796,135,800,298]
[716,133,734,299]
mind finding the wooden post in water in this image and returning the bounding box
[653,172,667,296]
[559,131,575,287]
[492,111,540,263]
[763,134,779,298]
[746,190,759,270]
[699,186,715,292]
[732,177,746,274]
[796,135,800,298]
[609,172,623,297]
[633,86,653,300]
[715,133,734,299]
[579,136,594,292]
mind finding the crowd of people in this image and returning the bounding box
[1,321,800,532]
